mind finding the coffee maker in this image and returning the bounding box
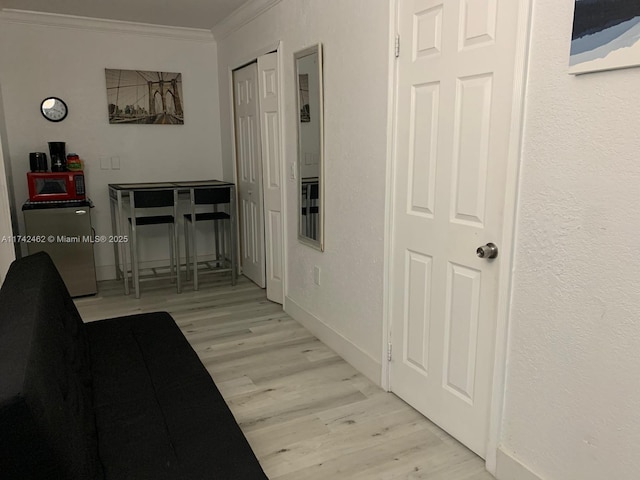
[48,142,66,172]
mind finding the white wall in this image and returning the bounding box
[499,1,640,479]
[0,12,222,279]
[216,0,390,382]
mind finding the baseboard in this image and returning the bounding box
[495,446,544,480]
[284,296,382,386]
[96,264,117,281]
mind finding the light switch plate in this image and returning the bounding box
[100,156,109,170]
[111,156,120,170]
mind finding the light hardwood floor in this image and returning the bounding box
[75,273,495,480]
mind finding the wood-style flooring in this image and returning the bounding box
[75,273,495,480]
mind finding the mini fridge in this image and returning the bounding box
[22,200,97,297]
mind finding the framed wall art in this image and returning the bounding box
[569,0,640,74]
[105,69,184,124]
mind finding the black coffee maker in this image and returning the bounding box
[48,142,66,172]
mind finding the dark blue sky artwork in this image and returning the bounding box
[569,0,640,74]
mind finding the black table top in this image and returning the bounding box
[22,199,93,210]
[108,180,233,191]
[172,180,234,187]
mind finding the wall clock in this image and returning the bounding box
[40,97,68,122]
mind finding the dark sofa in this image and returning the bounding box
[0,252,267,479]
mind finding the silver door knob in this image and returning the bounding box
[477,243,498,259]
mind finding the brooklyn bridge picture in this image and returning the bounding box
[105,69,184,125]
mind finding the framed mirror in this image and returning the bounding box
[295,44,324,251]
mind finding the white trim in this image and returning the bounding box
[212,0,283,41]
[276,41,289,299]
[381,0,400,391]
[228,66,241,272]
[285,296,382,386]
[495,447,544,480]
[485,0,533,474]
[96,264,117,282]
[0,9,215,42]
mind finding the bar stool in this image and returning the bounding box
[183,186,234,290]
[128,189,180,298]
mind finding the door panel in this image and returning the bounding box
[390,0,522,457]
[451,74,492,225]
[258,52,284,303]
[234,63,266,287]
[404,250,433,374]
[443,262,481,403]
[408,82,438,217]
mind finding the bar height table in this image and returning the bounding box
[108,180,237,295]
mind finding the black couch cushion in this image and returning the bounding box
[86,313,267,480]
[0,252,101,479]
[1,252,267,480]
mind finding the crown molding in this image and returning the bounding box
[212,0,283,41]
[0,9,215,42]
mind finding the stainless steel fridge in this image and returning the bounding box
[22,200,97,297]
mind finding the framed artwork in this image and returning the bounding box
[569,0,640,74]
[105,69,184,124]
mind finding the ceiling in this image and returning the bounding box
[0,0,249,30]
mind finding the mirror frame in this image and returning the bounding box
[295,43,324,251]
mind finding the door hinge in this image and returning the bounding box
[394,35,400,58]
[387,342,393,361]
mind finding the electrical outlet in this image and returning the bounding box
[313,266,321,285]
[111,156,120,170]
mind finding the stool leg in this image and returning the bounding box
[131,221,140,299]
[220,220,227,267]
[214,205,221,264]
[193,220,199,291]
[221,221,228,269]
[185,219,191,281]
[169,223,175,284]
[123,224,130,295]
[174,221,181,294]
[228,219,236,286]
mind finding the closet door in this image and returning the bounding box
[234,62,266,288]
[258,52,283,303]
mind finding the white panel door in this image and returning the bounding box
[257,52,283,304]
[389,0,522,457]
[234,63,266,288]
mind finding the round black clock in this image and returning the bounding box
[40,97,68,122]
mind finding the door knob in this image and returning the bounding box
[476,243,498,259]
